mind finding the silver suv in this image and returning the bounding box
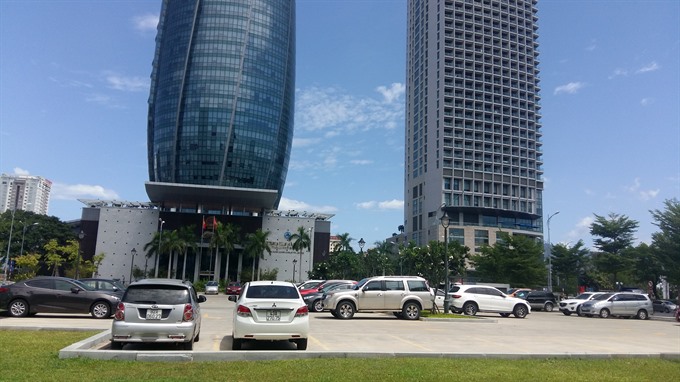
[579,292,653,320]
[110,279,206,350]
[321,276,434,320]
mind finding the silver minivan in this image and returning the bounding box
[579,292,653,320]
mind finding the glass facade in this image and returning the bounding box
[147,0,295,206]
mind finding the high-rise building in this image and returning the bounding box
[146,0,296,212]
[405,0,543,252]
[0,173,51,215]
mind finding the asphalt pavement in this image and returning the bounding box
[1,294,678,362]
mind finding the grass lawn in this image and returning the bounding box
[1,330,678,381]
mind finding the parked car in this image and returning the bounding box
[322,276,434,320]
[507,288,532,299]
[652,299,678,313]
[110,278,206,350]
[299,279,348,296]
[205,281,219,295]
[558,292,604,316]
[229,281,309,350]
[297,279,324,291]
[303,281,356,312]
[0,276,121,318]
[523,291,557,312]
[579,292,653,319]
[448,284,531,318]
[226,281,242,295]
[79,278,126,293]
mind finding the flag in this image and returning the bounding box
[202,216,207,231]
[212,216,217,228]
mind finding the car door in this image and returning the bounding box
[383,280,405,309]
[609,294,628,316]
[484,287,508,311]
[24,279,56,312]
[360,280,384,309]
[53,279,88,313]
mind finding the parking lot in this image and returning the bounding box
[1,294,678,361]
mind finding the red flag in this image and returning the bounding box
[202,216,206,231]
[213,216,217,227]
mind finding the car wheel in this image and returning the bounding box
[562,311,571,316]
[296,339,308,350]
[463,302,478,316]
[513,304,528,318]
[576,306,584,317]
[9,299,29,317]
[636,309,649,320]
[664,307,671,313]
[110,341,123,350]
[599,308,610,318]
[232,338,242,350]
[194,332,200,342]
[544,302,554,312]
[335,301,355,319]
[402,302,421,320]
[499,313,511,317]
[90,301,111,319]
[313,299,324,313]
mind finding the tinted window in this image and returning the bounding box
[406,280,428,292]
[124,285,191,304]
[386,281,405,291]
[26,279,53,289]
[363,281,382,291]
[246,285,299,299]
[54,280,76,291]
[486,288,504,297]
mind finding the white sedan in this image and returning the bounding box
[228,281,309,350]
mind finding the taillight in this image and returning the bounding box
[236,305,252,317]
[0,287,8,293]
[451,294,462,299]
[295,305,309,317]
[114,302,125,321]
[183,304,194,321]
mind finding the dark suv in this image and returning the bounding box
[524,291,557,312]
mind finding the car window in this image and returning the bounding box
[593,293,613,301]
[385,280,405,291]
[450,286,461,293]
[207,281,218,286]
[406,280,428,292]
[54,280,76,291]
[363,281,383,291]
[486,288,504,297]
[26,279,53,289]
[124,286,191,304]
[246,285,299,299]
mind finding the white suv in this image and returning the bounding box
[322,276,434,320]
[449,285,531,318]
[558,292,604,316]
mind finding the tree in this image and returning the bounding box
[43,239,65,276]
[163,230,186,279]
[13,253,40,280]
[210,222,240,282]
[650,198,680,285]
[550,240,590,295]
[471,232,546,288]
[288,227,311,281]
[333,232,354,254]
[177,225,198,281]
[143,232,163,278]
[244,229,271,281]
[590,213,639,285]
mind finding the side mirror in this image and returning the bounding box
[198,295,207,303]
[71,287,80,294]
[228,295,237,302]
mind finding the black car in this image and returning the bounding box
[0,276,122,319]
[79,278,126,293]
[303,281,356,312]
[523,291,557,312]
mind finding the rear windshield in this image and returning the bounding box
[246,285,299,299]
[123,285,190,304]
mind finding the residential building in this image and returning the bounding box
[0,173,51,215]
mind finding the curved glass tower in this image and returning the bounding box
[147,0,295,208]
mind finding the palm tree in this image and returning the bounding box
[334,232,354,254]
[177,225,198,281]
[288,226,311,282]
[143,232,162,278]
[245,229,271,281]
[163,230,186,279]
[210,222,240,282]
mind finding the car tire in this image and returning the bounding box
[402,302,421,320]
[335,300,355,319]
[296,339,308,350]
[90,301,111,319]
[393,312,403,319]
[194,332,200,342]
[9,299,29,317]
[183,340,194,350]
[330,310,339,318]
[562,311,571,316]
[636,309,649,320]
[463,302,478,316]
[576,306,584,317]
[499,313,511,317]
[312,299,324,313]
[513,304,528,318]
[232,338,242,350]
[544,302,554,312]
[110,341,123,350]
[599,308,610,318]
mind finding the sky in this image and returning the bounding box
[1,0,678,252]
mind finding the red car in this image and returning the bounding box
[226,281,241,295]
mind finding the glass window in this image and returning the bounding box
[407,280,428,292]
[385,281,405,291]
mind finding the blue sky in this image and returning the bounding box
[1,0,678,252]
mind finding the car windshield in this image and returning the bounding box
[124,286,190,304]
[593,293,613,301]
[228,282,240,287]
[324,283,350,292]
[207,281,218,286]
[246,285,299,299]
[353,278,370,290]
[574,293,594,300]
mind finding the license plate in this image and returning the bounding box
[146,309,162,320]
[266,310,281,321]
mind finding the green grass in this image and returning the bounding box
[1,330,679,382]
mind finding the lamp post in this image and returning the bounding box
[129,248,137,284]
[19,222,39,258]
[292,259,297,283]
[546,211,560,292]
[440,207,451,314]
[76,230,85,279]
[358,238,365,255]
[3,207,17,282]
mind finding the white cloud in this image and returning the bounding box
[586,39,597,51]
[277,197,337,213]
[554,82,586,95]
[12,167,30,176]
[133,14,159,32]
[51,183,119,200]
[356,201,376,210]
[608,68,628,79]
[292,137,320,148]
[566,216,594,242]
[625,178,660,201]
[105,73,149,92]
[356,199,403,211]
[376,83,405,104]
[636,61,660,74]
[640,98,653,106]
[350,159,373,165]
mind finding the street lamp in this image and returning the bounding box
[129,248,137,285]
[440,207,451,314]
[292,259,297,283]
[76,230,85,279]
[19,222,39,258]
[546,211,560,292]
[358,238,365,255]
